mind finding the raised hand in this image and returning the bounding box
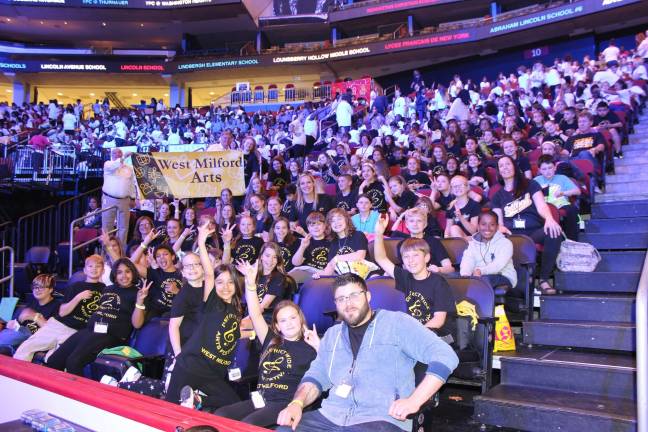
[374,213,390,235]
[300,233,312,249]
[303,324,320,351]
[236,259,258,287]
[137,279,153,305]
[198,221,216,243]
[220,223,236,244]
[144,228,160,245]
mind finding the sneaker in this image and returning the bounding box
[595,186,604,194]
[180,385,203,410]
[100,375,118,387]
[120,366,142,383]
[180,385,195,409]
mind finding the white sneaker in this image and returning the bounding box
[595,186,604,194]
[120,366,142,383]
[100,375,118,387]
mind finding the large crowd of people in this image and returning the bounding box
[0,38,646,431]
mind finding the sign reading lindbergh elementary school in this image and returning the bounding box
[132,151,245,199]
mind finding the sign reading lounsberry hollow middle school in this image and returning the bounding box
[132,151,245,199]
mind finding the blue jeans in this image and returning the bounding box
[276,410,404,432]
[571,152,601,184]
[0,326,32,355]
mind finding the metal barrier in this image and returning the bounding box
[56,186,102,246]
[15,206,57,262]
[0,222,14,290]
[0,246,15,297]
[68,206,117,278]
[637,251,648,432]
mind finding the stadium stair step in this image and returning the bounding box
[585,217,648,233]
[473,168,646,431]
[591,200,648,218]
[605,172,648,184]
[555,271,639,293]
[577,232,648,250]
[474,385,636,432]
[497,350,636,400]
[523,319,635,351]
[539,294,635,323]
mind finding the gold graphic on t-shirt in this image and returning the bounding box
[80,292,102,319]
[235,244,256,262]
[503,193,532,219]
[160,278,182,307]
[406,291,431,324]
[311,247,329,269]
[572,136,594,151]
[257,282,267,303]
[338,246,354,255]
[366,188,384,209]
[261,347,292,383]
[214,313,239,357]
[338,201,350,211]
[280,246,292,264]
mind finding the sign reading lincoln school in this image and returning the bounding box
[132,151,245,199]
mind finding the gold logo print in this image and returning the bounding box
[406,291,431,323]
[81,292,101,318]
[134,166,145,178]
[236,245,255,261]
[312,247,328,268]
[100,292,121,311]
[503,193,532,218]
[280,247,291,263]
[215,314,239,357]
[367,189,384,209]
[140,182,155,195]
[135,154,151,165]
[223,321,239,344]
[262,357,285,374]
[408,299,423,317]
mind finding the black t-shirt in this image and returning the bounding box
[257,330,317,403]
[278,240,299,272]
[87,285,138,340]
[491,180,544,231]
[425,215,443,238]
[146,267,183,319]
[467,166,486,182]
[514,155,532,174]
[593,111,621,127]
[364,180,388,213]
[446,198,482,236]
[177,290,240,376]
[559,118,578,136]
[23,298,61,334]
[169,281,204,346]
[396,235,450,267]
[436,192,455,212]
[328,230,368,258]
[232,236,264,263]
[402,172,431,188]
[564,132,605,157]
[56,281,105,330]
[348,312,376,359]
[394,189,418,210]
[288,194,334,228]
[303,238,331,270]
[335,190,358,213]
[268,170,291,190]
[256,272,286,310]
[393,266,455,334]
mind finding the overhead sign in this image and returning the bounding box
[329,0,461,22]
[0,60,167,73]
[0,0,237,7]
[132,151,245,199]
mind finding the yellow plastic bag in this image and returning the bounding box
[493,305,516,352]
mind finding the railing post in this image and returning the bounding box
[0,246,15,298]
[68,205,117,278]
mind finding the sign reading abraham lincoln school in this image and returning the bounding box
[132,151,245,199]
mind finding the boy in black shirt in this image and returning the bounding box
[14,255,105,362]
[335,174,358,215]
[373,216,455,335]
[593,102,623,158]
[0,274,60,356]
[289,212,331,284]
[394,208,454,274]
[564,112,606,186]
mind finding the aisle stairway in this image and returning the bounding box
[474,113,648,432]
[598,121,648,203]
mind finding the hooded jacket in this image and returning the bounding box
[460,230,517,287]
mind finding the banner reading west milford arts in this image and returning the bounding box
[132,151,245,199]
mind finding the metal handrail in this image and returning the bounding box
[16,205,56,261]
[637,250,648,432]
[68,205,117,278]
[56,186,102,244]
[0,246,15,297]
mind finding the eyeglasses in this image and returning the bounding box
[32,285,49,291]
[183,263,202,269]
[334,290,367,306]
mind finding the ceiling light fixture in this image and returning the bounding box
[101,22,107,27]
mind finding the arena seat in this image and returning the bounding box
[297,276,337,335]
[440,237,468,270]
[507,234,537,321]
[367,238,400,264]
[91,317,170,381]
[365,276,407,313]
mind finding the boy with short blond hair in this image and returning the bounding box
[13,254,106,362]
